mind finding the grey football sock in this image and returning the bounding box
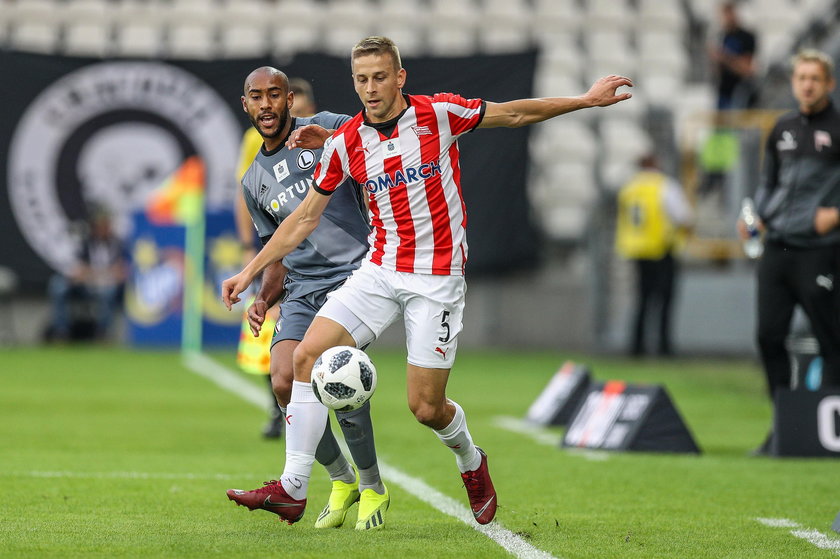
[335,401,384,493]
[315,415,354,483]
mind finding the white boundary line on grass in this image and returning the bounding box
[184,352,559,559]
[755,517,840,555]
[493,416,610,462]
[7,471,245,481]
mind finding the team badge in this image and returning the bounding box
[815,130,832,152]
[273,160,290,182]
[382,138,401,158]
[412,125,432,137]
[297,149,315,170]
[777,130,797,151]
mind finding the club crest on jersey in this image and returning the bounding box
[273,160,290,182]
[412,125,432,137]
[777,130,797,151]
[815,130,832,152]
[297,149,316,170]
[364,160,441,193]
[382,138,401,158]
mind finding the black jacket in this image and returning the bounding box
[756,101,840,247]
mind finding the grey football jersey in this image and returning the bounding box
[242,112,370,289]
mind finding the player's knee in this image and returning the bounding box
[292,342,319,382]
[409,399,446,428]
[269,368,293,407]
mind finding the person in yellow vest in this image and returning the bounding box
[615,154,693,356]
[234,78,319,439]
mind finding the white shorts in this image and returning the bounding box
[316,260,465,369]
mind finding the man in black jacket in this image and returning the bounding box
[739,49,840,452]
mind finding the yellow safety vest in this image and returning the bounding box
[615,171,675,260]
[237,128,264,181]
[236,297,277,375]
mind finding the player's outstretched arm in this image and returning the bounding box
[479,74,633,129]
[222,189,331,309]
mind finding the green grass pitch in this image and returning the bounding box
[2,346,838,558]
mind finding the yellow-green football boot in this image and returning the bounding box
[313,470,361,529]
[354,485,390,530]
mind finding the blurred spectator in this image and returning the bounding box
[46,211,127,342]
[288,77,317,118]
[615,154,694,357]
[710,2,758,110]
[738,49,840,454]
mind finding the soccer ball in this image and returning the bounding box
[311,346,377,411]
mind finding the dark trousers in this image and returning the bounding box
[757,242,840,395]
[631,254,676,356]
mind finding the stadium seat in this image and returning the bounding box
[636,31,689,77]
[426,0,479,56]
[635,0,687,31]
[62,0,116,57]
[271,1,322,58]
[536,33,584,75]
[540,206,592,242]
[169,22,217,60]
[583,0,633,31]
[584,31,635,72]
[112,2,166,58]
[164,2,218,60]
[64,23,112,58]
[372,0,426,57]
[534,161,598,206]
[218,0,270,58]
[598,118,654,190]
[477,0,532,54]
[532,0,583,35]
[529,119,598,165]
[322,0,373,56]
[638,73,683,109]
[8,0,62,54]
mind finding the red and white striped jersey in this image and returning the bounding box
[313,92,485,276]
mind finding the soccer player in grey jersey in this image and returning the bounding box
[226,67,384,530]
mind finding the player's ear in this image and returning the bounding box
[241,96,248,113]
[397,68,406,89]
[288,90,295,111]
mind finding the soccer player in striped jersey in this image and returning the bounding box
[225,67,384,531]
[222,37,632,527]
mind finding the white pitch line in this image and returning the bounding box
[791,530,840,553]
[5,471,246,481]
[755,517,840,556]
[756,517,800,528]
[184,351,560,559]
[493,416,610,462]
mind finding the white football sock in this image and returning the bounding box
[434,399,481,473]
[281,381,328,500]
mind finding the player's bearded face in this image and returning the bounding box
[251,101,290,140]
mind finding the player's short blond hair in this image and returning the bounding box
[792,49,834,80]
[351,36,402,72]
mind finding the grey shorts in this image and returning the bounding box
[270,275,349,347]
